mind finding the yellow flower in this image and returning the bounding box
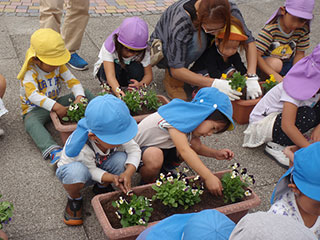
[237,87,242,92]
[269,74,275,82]
[266,80,270,84]
[221,73,227,79]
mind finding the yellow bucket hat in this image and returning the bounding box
[217,24,248,42]
[17,28,71,80]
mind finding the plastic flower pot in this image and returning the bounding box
[231,82,265,125]
[132,95,169,123]
[91,170,261,240]
[50,111,77,144]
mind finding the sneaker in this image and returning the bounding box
[67,53,88,71]
[64,198,83,226]
[265,142,289,169]
[50,148,62,165]
[92,183,114,195]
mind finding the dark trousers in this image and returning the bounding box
[97,61,144,87]
[272,101,320,146]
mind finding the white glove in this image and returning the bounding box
[246,76,262,100]
[211,79,242,101]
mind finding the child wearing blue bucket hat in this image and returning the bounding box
[55,94,141,226]
[137,209,235,240]
[93,17,152,97]
[268,142,320,239]
[135,87,235,196]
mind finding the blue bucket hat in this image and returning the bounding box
[158,87,234,133]
[137,210,235,240]
[271,142,320,203]
[65,94,138,157]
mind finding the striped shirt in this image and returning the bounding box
[256,17,310,60]
[19,62,85,115]
[150,0,254,69]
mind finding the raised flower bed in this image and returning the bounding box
[91,169,261,240]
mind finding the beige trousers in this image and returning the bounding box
[39,0,89,53]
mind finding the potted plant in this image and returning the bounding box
[0,194,14,240]
[261,74,278,94]
[50,97,88,144]
[91,169,260,240]
[99,83,170,123]
[222,72,263,125]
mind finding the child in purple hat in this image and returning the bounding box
[243,44,320,168]
[256,0,314,82]
[93,17,152,97]
[268,142,320,239]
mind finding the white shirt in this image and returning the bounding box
[57,139,141,184]
[250,82,320,123]
[93,43,151,77]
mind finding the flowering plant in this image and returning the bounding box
[121,84,162,114]
[62,97,88,122]
[152,169,204,209]
[112,195,153,227]
[262,74,278,93]
[222,72,246,93]
[0,194,13,230]
[221,163,255,203]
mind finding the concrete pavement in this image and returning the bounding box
[0,0,319,239]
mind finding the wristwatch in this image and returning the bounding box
[246,73,258,78]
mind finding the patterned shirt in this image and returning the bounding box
[268,189,320,239]
[256,17,310,60]
[19,62,85,115]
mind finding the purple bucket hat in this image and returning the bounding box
[104,17,148,53]
[283,43,320,100]
[266,0,314,25]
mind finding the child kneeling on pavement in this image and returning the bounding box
[17,28,95,164]
[56,94,141,226]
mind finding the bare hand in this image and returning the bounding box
[118,172,132,195]
[215,149,234,160]
[73,95,85,104]
[52,102,68,118]
[274,73,283,83]
[204,174,223,196]
[112,175,126,193]
[311,124,320,142]
[128,79,141,90]
[283,145,299,164]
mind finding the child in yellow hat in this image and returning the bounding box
[17,28,95,164]
[191,18,262,100]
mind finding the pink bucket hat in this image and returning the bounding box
[104,17,148,53]
[283,43,320,100]
[266,0,314,25]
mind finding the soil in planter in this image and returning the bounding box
[102,187,249,229]
[60,117,78,126]
[130,106,157,116]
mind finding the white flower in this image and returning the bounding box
[193,175,200,181]
[68,106,74,111]
[167,176,173,182]
[128,207,134,215]
[68,98,73,103]
[191,189,198,196]
[156,180,162,187]
[119,197,124,204]
[183,168,189,173]
[115,201,120,208]
[199,190,204,195]
[116,87,121,93]
[138,218,146,225]
[73,104,78,110]
[115,211,121,219]
[160,173,165,180]
[231,172,238,179]
[245,190,252,197]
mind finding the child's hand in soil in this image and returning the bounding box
[214,149,234,160]
[128,79,141,90]
[118,166,135,195]
[204,173,222,196]
[52,102,68,118]
[73,95,85,104]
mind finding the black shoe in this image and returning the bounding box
[92,183,115,195]
[64,198,83,226]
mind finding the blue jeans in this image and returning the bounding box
[56,151,127,185]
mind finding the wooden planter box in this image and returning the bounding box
[91,170,261,240]
[50,95,170,143]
